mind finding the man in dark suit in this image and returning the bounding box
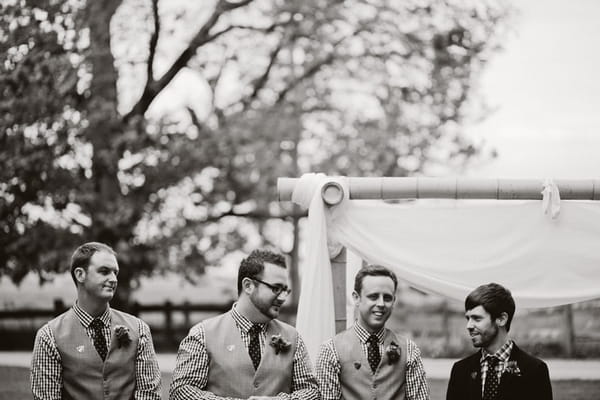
[446,283,552,400]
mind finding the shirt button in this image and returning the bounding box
[254,382,259,388]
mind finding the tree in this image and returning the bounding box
[0,0,509,307]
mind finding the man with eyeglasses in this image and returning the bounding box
[170,249,319,400]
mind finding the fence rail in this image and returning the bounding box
[1,300,598,356]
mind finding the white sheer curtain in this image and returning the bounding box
[292,174,600,361]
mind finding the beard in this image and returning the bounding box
[472,323,499,348]
[250,291,283,320]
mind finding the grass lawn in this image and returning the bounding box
[5,366,600,400]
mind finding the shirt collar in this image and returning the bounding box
[353,321,385,344]
[231,303,267,334]
[73,302,111,329]
[481,339,513,364]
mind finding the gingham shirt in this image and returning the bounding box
[316,323,430,400]
[30,303,161,400]
[480,339,513,395]
[169,304,319,400]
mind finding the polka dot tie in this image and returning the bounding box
[248,324,262,370]
[367,335,381,373]
[90,319,108,361]
[483,356,500,400]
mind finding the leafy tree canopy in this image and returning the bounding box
[0,0,509,306]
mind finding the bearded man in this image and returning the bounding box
[446,283,553,400]
[169,249,319,400]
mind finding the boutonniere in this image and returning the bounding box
[385,341,401,365]
[269,334,291,354]
[114,325,132,348]
[504,360,522,376]
[470,371,478,380]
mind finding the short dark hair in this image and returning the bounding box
[237,249,287,294]
[70,242,116,284]
[354,265,398,294]
[465,282,516,332]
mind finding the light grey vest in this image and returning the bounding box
[203,312,298,397]
[49,308,139,400]
[333,328,407,400]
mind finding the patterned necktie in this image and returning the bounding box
[248,324,262,370]
[483,356,500,400]
[90,318,108,361]
[367,335,381,373]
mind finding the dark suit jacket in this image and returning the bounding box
[446,343,552,400]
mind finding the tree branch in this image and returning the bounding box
[146,0,160,84]
[123,0,256,122]
[239,41,283,109]
[201,208,307,223]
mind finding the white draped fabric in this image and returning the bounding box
[291,174,600,361]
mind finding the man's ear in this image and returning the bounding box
[496,312,509,328]
[352,290,360,306]
[74,267,86,284]
[241,277,254,295]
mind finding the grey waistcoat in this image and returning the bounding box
[49,308,139,400]
[203,312,298,397]
[334,328,407,400]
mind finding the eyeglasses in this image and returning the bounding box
[251,278,292,297]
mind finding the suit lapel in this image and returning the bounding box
[498,344,523,399]
[467,352,483,400]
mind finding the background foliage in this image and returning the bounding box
[0,0,509,307]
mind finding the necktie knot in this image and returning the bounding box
[91,319,104,329]
[487,355,499,367]
[249,324,262,336]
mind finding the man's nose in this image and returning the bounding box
[466,319,474,329]
[375,295,385,306]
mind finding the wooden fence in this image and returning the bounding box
[0,299,295,350]
[0,300,597,356]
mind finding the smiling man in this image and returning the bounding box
[169,249,319,400]
[30,242,161,400]
[446,283,553,400]
[316,265,429,400]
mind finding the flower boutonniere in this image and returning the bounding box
[114,325,132,348]
[269,334,292,354]
[470,371,478,380]
[504,360,522,376]
[385,341,401,365]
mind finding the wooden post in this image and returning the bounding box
[183,300,191,330]
[563,304,575,357]
[53,298,65,317]
[331,247,347,333]
[164,300,173,343]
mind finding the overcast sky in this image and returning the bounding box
[465,0,600,179]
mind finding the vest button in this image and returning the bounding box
[373,383,377,388]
